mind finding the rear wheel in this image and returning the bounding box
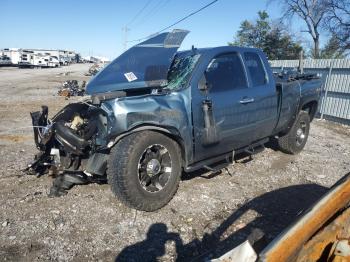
[107,131,182,211]
[278,111,310,154]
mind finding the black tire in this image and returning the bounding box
[278,111,310,154]
[107,131,182,211]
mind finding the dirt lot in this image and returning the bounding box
[0,64,349,261]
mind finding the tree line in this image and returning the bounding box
[229,0,349,59]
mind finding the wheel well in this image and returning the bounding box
[111,127,186,168]
[302,101,318,121]
[162,132,186,168]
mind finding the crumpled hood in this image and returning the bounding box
[86,29,189,95]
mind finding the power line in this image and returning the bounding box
[123,0,154,50]
[157,0,218,34]
[127,0,219,43]
[133,0,171,27]
[126,0,153,26]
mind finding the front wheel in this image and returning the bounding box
[107,131,182,211]
[278,111,310,154]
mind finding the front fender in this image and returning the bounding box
[107,125,179,147]
[101,91,194,166]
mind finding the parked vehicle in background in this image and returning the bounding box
[18,52,59,68]
[18,52,43,68]
[47,56,60,67]
[27,30,322,211]
[0,48,79,68]
[1,48,22,65]
[59,56,70,66]
[0,55,12,66]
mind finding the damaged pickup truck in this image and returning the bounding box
[26,29,322,211]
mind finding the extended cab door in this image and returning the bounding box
[192,50,278,162]
[241,51,278,142]
[192,51,262,162]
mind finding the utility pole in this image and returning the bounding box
[122,26,130,51]
[298,50,304,74]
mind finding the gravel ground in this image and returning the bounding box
[0,64,349,261]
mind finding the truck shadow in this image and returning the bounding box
[115,183,328,261]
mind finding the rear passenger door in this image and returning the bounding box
[242,52,277,141]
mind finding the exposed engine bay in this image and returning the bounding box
[23,29,192,199]
[25,102,109,196]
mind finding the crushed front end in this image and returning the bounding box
[25,101,110,196]
[24,29,191,198]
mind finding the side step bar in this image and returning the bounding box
[185,138,269,173]
[203,153,233,173]
[185,152,233,173]
[204,163,230,172]
[244,144,265,155]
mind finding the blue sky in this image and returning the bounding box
[1,0,324,59]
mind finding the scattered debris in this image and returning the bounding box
[57,80,85,97]
[48,173,88,197]
[235,222,247,231]
[187,218,193,223]
[56,71,72,76]
[85,63,102,76]
[212,240,257,262]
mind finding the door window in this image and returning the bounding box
[205,53,247,92]
[243,52,267,86]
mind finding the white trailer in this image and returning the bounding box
[1,48,22,65]
[0,55,12,66]
[19,52,45,68]
[22,49,73,66]
[1,48,77,67]
[47,56,60,67]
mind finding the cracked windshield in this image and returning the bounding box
[166,53,201,90]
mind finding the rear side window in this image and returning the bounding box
[244,52,267,86]
[205,53,247,92]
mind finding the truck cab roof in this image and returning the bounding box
[86,30,266,95]
[178,46,265,56]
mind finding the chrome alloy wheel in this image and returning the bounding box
[296,121,307,146]
[137,144,172,193]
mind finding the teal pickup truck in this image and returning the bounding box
[27,30,322,211]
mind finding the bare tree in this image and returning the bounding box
[271,0,329,58]
[324,0,350,50]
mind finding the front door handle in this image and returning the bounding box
[239,97,255,104]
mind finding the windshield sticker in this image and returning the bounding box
[124,72,138,82]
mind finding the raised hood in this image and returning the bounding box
[86,29,189,95]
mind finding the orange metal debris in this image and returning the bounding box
[297,208,350,261]
[259,173,350,262]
